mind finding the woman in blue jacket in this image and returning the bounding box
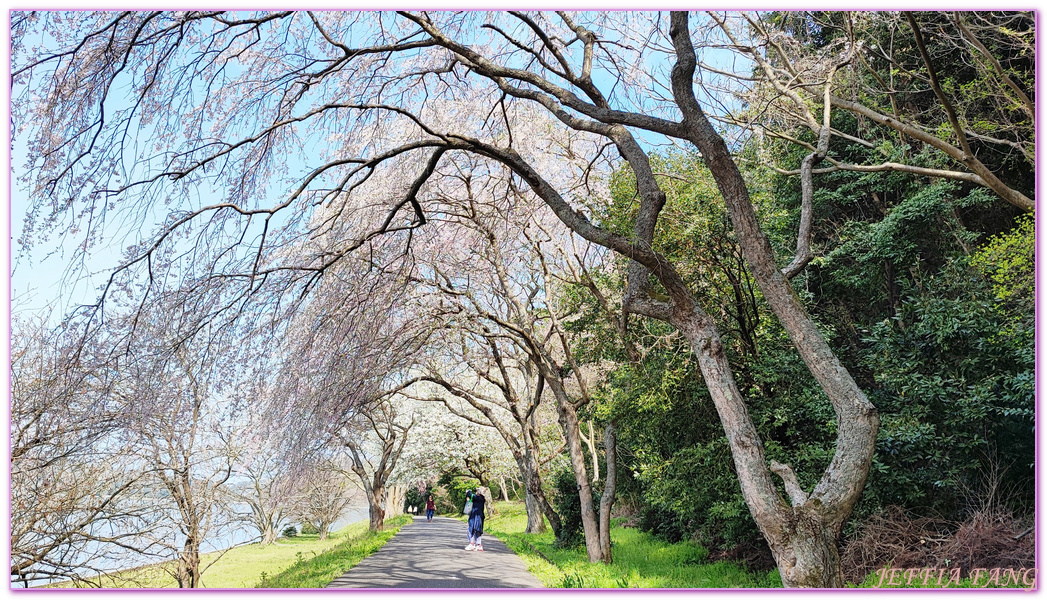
[465,489,486,551]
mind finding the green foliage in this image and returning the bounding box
[438,474,480,513]
[404,486,428,513]
[550,467,598,549]
[970,213,1034,308]
[428,485,457,514]
[281,526,298,538]
[602,152,765,360]
[580,132,1033,561]
[300,523,319,535]
[860,257,1034,513]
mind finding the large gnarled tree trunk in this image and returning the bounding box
[667,12,878,586]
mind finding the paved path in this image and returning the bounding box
[325,516,544,588]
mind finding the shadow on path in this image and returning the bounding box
[325,516,544,588]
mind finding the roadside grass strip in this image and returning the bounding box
[478,502,782,588]
[258,515,412,588]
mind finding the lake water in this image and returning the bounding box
[19,504,373,588]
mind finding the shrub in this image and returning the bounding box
[281,525,298,538]
[300,523,319,535]
[552,467,598,548]
[841,505,1034,585]
[444,476,480,513]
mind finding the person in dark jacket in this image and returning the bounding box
[465,490,486,551]
[425,495,436,522]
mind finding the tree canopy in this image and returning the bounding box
[11,10,1034,589]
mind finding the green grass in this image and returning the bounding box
[49,516,411,588]
[475,502,782,588]
[258,515,412,588]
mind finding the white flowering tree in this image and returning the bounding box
[395,402,517,496]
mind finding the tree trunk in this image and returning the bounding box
[260,522,277,545]
[598,423,618,564]
[664,13,879,586]
[553,385,605,563]
[176,535,201,588]
[768,511,845,588]
[516,450,560,536]
[523,488,547,533]
[386,484,406,517]
[368,485,386,532]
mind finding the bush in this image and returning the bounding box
[300,523,319,535]
[552,467,598,548]
[281,525,298,538]
[860,258,1035,516]
[443,476,480,513]
[841,505,1034,585]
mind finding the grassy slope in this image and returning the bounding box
[50,516,411,589]
[476,501,782,588]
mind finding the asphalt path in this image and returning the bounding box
[325,516,544,588]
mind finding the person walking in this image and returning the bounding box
[465,488,487,551]
[425,495,436,522]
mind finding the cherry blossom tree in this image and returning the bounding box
[297,462,359,541]
[10,313,160,587]
[395,404,518,498]
[232,443,299,546]
[119,340,241,589]
[336,401,415,532]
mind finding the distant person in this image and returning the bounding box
[465,489,486,551]
[425,495,436,522]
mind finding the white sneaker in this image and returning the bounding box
[474,545,484,552]
[465,544,475,551]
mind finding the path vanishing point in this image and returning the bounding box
[325,516,544,588]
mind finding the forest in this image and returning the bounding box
[9,10,1035,589]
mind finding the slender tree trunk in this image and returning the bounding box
[553,384,605,563]
[598,423,618,564]
[176,534,202,588]
[583,421,600,483]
